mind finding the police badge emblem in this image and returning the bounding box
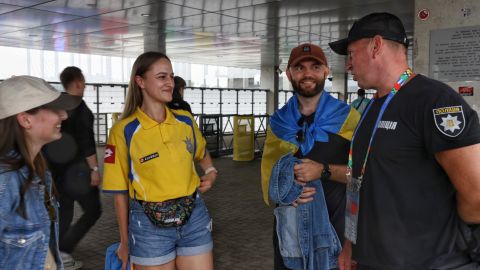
[433,105,465,137]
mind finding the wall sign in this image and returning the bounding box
[459,86,474,96]
[418,8,430,20]
[461,7,471,17]
[429,26,480,82]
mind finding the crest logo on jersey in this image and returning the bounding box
[104,144,116,164]
[184,137,193,153]
[433,106,465,137]
[139,152,159,163]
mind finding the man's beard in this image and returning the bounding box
[291,78,325,98]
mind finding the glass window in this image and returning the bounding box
[29,49,43,78]
[0,47,28,78]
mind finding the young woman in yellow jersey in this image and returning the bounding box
[103,52,217,270]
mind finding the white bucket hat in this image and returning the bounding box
[0,75,81,119]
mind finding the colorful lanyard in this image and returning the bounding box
[347,69,414,180]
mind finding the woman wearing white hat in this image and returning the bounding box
[0,76,81,270]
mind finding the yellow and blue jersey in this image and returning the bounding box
[102,107,206,202]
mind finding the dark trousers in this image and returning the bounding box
[59,186,102,253]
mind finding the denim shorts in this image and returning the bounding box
[128,194,213,266]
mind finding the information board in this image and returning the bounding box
[429,26,480,82]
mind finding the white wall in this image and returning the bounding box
[413,0,480,112]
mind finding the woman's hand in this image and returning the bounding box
[199,171,217,193]
[116,242,129,270]
[90,170,101,186]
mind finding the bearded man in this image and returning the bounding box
[261,43,360,269]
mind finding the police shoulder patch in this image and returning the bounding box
[433,105,465,137]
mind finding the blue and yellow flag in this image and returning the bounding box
[261,91,360,205]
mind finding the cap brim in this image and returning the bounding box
[43,93,82,111]
[328,38,348,55]
[289,55,327,68]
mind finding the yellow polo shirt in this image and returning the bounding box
[102,107,206,202]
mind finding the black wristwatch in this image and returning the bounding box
[321,163,331,181]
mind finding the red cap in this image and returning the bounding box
[287,43,328,68]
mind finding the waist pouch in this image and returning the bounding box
[139,191,196,228]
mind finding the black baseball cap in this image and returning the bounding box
[329,12,409,55]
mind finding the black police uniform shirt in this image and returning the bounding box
[351,74,480,270]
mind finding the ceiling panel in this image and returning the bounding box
[98,2,205,25]
[0,24,23,34]
[0,3,23,15]
[0,36,19,45]
[162,0,277,12]
[1,29,66,41]
[0,8,80,28]
[0,0,415,71]
[33,0,153,16]
[0,0,51,7]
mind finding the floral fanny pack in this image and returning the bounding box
[139,191,196,228]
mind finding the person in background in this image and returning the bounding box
[167,75,193,114]
[43,66,102,270]
[103,51,217,270]
[350,88,370,115]
[261,43,359,270]
[329,12,480,270]
[0,75,81,269]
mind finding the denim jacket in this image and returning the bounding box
[0,162,63,270]
[269,153,341,270]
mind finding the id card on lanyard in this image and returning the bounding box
[345,69,414,244]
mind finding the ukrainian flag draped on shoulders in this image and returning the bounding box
[261,90,360,205]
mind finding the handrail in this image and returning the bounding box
[1,78,352,157]
[99,113,269,158]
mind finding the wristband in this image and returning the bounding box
[204,166,217,175]
[321,163,331,181]
[91,166,99,172]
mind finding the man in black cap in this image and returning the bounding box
[329,12,480,270]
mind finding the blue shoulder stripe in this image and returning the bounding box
[173,114,197,156]
[124,118,140,181]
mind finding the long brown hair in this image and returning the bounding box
[0,112,48,196]
[121,51,171,119]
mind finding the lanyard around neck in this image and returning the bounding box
[347,69,414,180]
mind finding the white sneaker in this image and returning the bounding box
[60,251,83,270]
